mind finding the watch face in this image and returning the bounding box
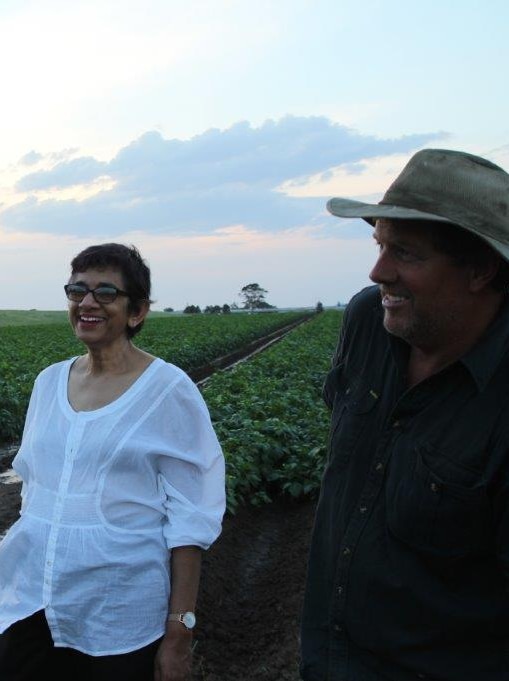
[182,612,196,629]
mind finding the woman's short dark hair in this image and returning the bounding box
[422,220,509,293]
[70,243,152,338]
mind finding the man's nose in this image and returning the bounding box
[369,250,397,284]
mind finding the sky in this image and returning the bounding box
[1,0,508,311]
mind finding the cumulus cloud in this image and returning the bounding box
[1,116,446,237]
[16,156,108,191]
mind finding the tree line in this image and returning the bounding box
[165,283,275,314]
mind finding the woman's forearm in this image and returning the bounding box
[167,545,202,626]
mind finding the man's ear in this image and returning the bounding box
[468,255,501,293]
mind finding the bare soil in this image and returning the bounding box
[0,449,316,680]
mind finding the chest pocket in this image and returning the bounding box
[386,443,492,558]
[328,378,379,470]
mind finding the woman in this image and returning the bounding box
[0,243,226,681]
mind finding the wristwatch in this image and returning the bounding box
[167,611,196,630]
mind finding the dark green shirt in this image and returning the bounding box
[301,285,509,681]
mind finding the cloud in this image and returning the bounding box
[1,116,446,237]
[18,150,43,166]
[16,157,107,191]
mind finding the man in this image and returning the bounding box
[300,149,509,681]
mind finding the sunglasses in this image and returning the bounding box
[64,283,130,304]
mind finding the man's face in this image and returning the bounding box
[369,219,473,352]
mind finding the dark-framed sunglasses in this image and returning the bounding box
[64,283,130,304]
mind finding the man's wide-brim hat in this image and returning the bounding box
[327,148,509,262]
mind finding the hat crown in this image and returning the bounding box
[326,147,509,262]
[381,149,509,245]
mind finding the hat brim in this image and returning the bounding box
[326,198,509,263]
[326,198,454,225]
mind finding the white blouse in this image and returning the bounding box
[0,357,225,655]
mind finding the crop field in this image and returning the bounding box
[1,309,342,510]
[0,310,306,441]
[0,309,170,327]
[202,309,342,510]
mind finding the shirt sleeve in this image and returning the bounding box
[157,374,226,551]
[331,302,350,369]
[323,303,351,409]
[11,371,42,483]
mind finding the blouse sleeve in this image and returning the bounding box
[157,373,226,551]
[11,370,42,484]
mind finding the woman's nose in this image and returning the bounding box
[79,291,99,306]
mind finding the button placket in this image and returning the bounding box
[43,417,85,601]
[329,420,400,656]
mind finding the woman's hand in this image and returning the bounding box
[154,623,194,681]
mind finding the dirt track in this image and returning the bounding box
[192,497,316,680]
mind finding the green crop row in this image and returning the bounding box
[201,310,342,512]
[0,311,307,441]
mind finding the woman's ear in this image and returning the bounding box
[128,300,150,328]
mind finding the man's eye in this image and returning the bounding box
[395,247,417,261]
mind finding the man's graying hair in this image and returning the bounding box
[417,220,509,293]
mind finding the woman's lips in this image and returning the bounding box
[78,315,104,325]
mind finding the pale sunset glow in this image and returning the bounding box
[0,0,508,311]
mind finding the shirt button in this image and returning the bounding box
[392,419,400,428]
[359,506,368,514]
[342,547,351,556]
[337,586,343,595]
[417,675,427,679]
[430,483,439,493]
[375,462,384,472]
[333,624,343,633]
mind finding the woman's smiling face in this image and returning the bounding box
[67,267,138,349]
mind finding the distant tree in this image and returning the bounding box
[315,301,324,313]
[204,305,222,314]
[239,283,273,310]
[222,303,231,314]
[230,302,239,310]
[183,304,201,314]
[163,307,174,312]
[255,300,276,309]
